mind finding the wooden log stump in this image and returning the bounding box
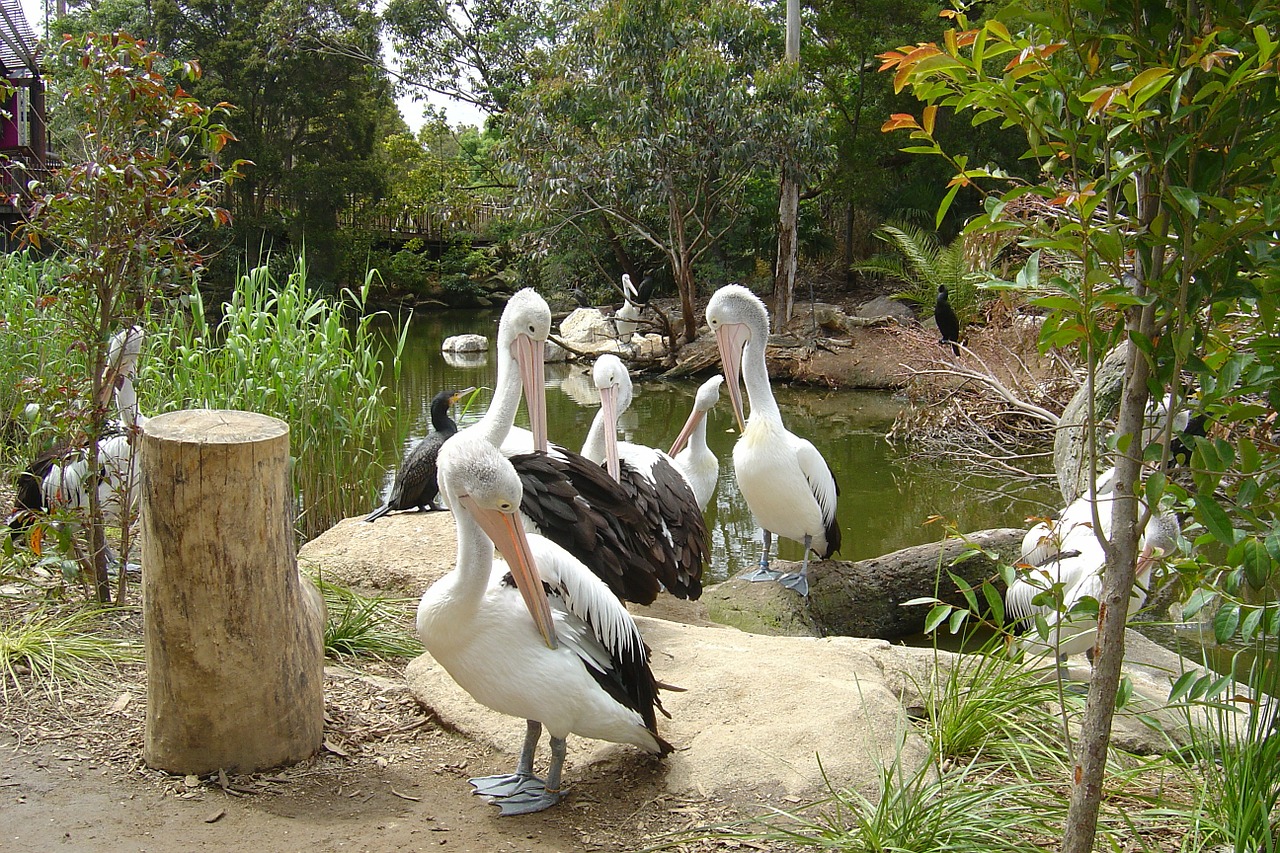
[140,410,324,775]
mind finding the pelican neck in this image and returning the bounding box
[582,409,608,464]
[474,339,522,447]
[450,504,496,602]
[742,334,781,424]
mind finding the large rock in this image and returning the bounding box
[441,334,488,353]
[406,618,937,804]
[703,529,1026,640]
[1054,343,1130,504]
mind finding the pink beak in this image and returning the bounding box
[512,333,547,452]
[461,495,558,650]
[714,323,749,432]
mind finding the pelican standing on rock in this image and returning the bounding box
[614,274,643,342]
[418,434,672,815]
[706,285,841,596]
[581,355,709,597]
[366,387,475,521]
[462,288,701,604]
[668,374,724,513]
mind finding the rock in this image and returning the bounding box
[704,529,1026,640]
[1054,343,1130,504]
[405,618,936,805]
[559,308,615,345]
[441,334,488,353]
[544,338,569,363]
[855,296,916,325]
[298,512,457,593]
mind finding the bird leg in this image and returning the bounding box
[469,720,546,798]
[495,735,567,815]
[777,534,812,596]
[742,530,783,582]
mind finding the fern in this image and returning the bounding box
[852,221,989,325]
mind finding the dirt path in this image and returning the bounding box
[1,660,764,853]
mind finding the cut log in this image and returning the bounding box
[140,410,325,775]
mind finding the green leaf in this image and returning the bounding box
[1181,587,1215,620]
[1169,185,1200,217]
[1242,538,1273,590]
[925,603,952,634]
[948,606,968,635]
[1213,602,1241,644]
[1194,494,1236,545]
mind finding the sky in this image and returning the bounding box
[17,0,488,133]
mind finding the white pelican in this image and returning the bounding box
[706,284,841,596]
[419,435,672,815]
[667,374,724,513]
[12,327,147,570]
[464,289,702,603]
[613,274,643,342]
[581,355,709,597]
[366,387,475,521]
[1008,505,1181,661]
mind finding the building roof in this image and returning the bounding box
[0,0,40,78]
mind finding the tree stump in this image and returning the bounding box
[140,410,325,775]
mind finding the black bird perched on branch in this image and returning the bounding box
[934,284,961,356]
[366,387,475,522]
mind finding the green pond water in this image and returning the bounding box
[372,309,1060,585]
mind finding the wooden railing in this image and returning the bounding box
[337,201,503,242]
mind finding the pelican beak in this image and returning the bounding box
[599,384,621,482]
[463,496,558,650]
[668,408,704,457]
[714,323,748,432]
[512,333,547,452]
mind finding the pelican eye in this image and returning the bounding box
[497,500,516,512]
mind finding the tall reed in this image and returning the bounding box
[144,257,406,540]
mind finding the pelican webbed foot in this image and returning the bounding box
[468,772,545,798]
[777,570,809,596]
[742,567,783,583]
[492,783,565,815]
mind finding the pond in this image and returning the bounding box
[371,308,1060,584]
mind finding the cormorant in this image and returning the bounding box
[934,284,961,356]
[366,387,475,521]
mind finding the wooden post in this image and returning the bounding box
[140,410,325,775]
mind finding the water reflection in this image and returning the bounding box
[373,310,1057,583]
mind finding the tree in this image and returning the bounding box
[22,31,241,604]
[503,0,826,342]
[880,3,1280,849]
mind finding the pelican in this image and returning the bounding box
[462,289,701,604]
[706,284,841,596]
[581,355,709,597]
[667,374,724,513]
[419,435,672,815]
[11,327,146,570]
[366,387,475,521]
[614,274,643,342]
[1008,502,1181,661]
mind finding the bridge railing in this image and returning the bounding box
[337,200,504,241]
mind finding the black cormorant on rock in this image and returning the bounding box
[366,387,475,521]
[934,284,961,356]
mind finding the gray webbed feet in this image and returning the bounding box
[468,772,544,798]
[777,571,809,596]
[493,784,565,816]
[742,567,782,583]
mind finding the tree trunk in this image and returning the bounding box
[772,0,801,328]
[1061,290,1155,853]
[140,409,325,775]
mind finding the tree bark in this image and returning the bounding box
[1060,293,1154,853]
[140,409,325,775]
[772,0,801,328]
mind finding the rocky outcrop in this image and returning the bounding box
[441,333,488,353]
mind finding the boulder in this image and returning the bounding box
[441,333,488,353]
[405,618,937,804]
[856,296,917,325]
[1054,343,1130,504]
[559,308,615,346]
[703,529,1026,640]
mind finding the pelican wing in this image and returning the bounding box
[511,450,666,605]
[793,436,842,558]
[617,453,707,599]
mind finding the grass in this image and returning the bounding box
[0,606,142,699]
[314,576,423,661]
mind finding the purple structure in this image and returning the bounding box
[0,0,46,235]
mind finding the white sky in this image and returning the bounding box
[18,0,487,133]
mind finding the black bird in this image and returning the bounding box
[366,387,475,522]
[934,284,961,356]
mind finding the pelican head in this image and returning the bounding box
[705,285,767,432]
[669,374,723,457]
[437,434,558,649]
[592,354,633,481]
[498,289,552,452]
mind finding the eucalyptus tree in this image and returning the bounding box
[883,2,1280,849]
[381,0,556,117]
[503,0,826,343]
